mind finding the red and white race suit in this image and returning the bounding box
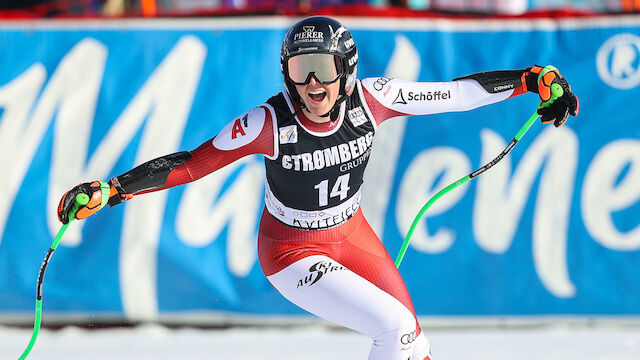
[133,76,525,360]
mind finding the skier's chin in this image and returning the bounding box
[301,102,328,120]
[308,104,329,116]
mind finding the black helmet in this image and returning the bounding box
[281,16,358,112]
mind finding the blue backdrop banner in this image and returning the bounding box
[0,18,638,320]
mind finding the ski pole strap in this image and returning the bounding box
[394,110,539,268]
[52,193,89,250]
[98,180,111,210]
[537,65,565,110]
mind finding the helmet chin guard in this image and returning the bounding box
[281,16,358,115]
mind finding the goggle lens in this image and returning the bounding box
[287,54,343,85]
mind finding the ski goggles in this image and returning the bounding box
[287,53,344,85]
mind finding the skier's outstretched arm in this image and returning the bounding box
[360,65,579,126]
[57,105,277,224]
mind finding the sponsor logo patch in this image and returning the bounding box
[291,200,360,229]
[401,330,417,345]
[347,106,367,127]
[231,114,248,139]
[373,77,392,91]
[211,107,265,151]
[279,125,298,144]
[392,88,451,105]
[392,88,407,105]
[294,26,324,44]
[348,52,358,67]
[493,83,515,92]
[296,260,348,288]
[344,37,355,49]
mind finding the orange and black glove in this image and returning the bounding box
[524,65,579,127]
[57,181,125,224]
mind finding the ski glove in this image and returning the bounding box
[525,65,579,127]
[57,181,121,224]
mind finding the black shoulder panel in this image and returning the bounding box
[267,92,301,127]
[115,151,192,194]
[454,69,525,93]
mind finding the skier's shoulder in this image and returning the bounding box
[211,103,274,151]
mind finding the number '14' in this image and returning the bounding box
[314,174,350,207]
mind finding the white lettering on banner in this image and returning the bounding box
[2,30,640,310]
[582,140,640,250]
[115,36,207,320]
[597,33,640,89]
[396,148,471,253]
[361,34,421,236]
[0,36,206,320]
[0,64,48,248]
[473,128,578,298]
[0,39,113,248]
[117,36,206,321]
[176,157,263,277]
[45,39,108,246]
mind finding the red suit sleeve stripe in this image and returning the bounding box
[137,107,275,195]
[361,85,408,126]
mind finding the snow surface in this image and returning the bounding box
[1,324,639,360]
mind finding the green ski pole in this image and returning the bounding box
[19,193,90,360]
[395,77,564,268]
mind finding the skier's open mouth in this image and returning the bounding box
[309,90,326,103]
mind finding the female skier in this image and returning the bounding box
[57,16,578,360]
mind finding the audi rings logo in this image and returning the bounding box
[597,33,640,89]
[400,330,416,345]
[373,77,392,91]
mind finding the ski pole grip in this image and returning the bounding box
[69,193,90,222]
[537,65,564,109]
[550,82,564,100]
